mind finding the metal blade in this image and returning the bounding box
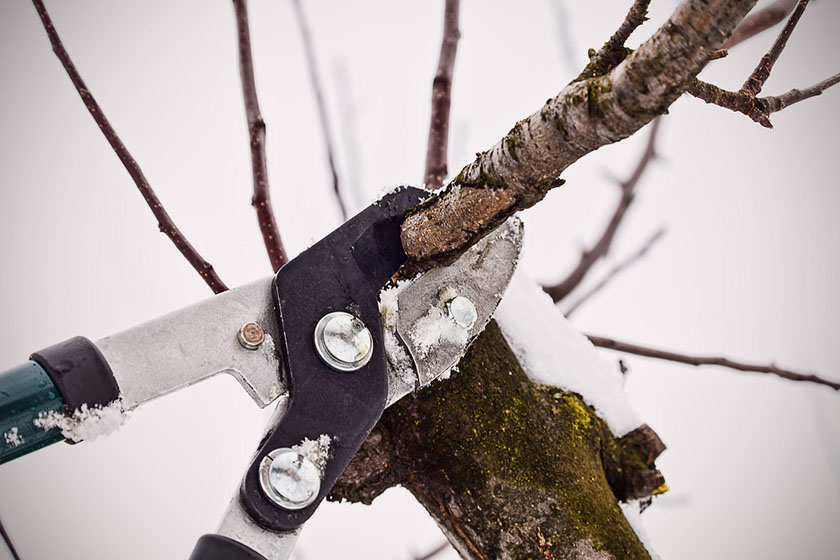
[383,217,523,405]
[96,277,285,410]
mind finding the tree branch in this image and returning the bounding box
[544,117,661,302]
[722,0,798,49]
[741,0,809,96]
[233,0,288,272]
[0,513,21,560]
[291,0,348,220]
[577,0,651,81]
[588,335,840,391]
[401,0,758,268]
[564,227,666,317]
[424,0,461,191]
[32,0,229,294]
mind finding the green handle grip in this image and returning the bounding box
[0,361,65,465]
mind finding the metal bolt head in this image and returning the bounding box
[446,295,477,329]
[314,312,373,372]
[238,322,265,350]
[259,448,321,510]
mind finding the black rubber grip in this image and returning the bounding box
[188,534,267,560]
[30,336,120,411]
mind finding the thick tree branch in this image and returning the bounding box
[722,0,798,49]
[741,0,808,96]
[424,0,461,191]
[544,118,660,302]
[588,335,840,391]
[32,0,229,294]
[401,0,758,268]
[233,0,288,272]
[291,0,348,220]
[564,227,666,317]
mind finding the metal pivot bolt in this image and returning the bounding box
[446,295,477,329]
[238,322,265,350]
[259,448,321,510]
[313,312,373,372]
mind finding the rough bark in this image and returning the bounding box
[401,0,757,268]
[333,323,666,559]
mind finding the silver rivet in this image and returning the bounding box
[259,448,321,510]
[314,312,373,372]
[238,322,265,350]
[446,296,477,329]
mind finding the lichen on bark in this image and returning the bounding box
[332,322,665,559]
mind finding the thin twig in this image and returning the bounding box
[424,0,461,191]
[233,0,288,272]
[291,0,348,220]
[32,0,229,294]
[741,0,809,96]
[564,227,666,317]
[577,0,651,81]
[689,72,840,128]
[414,541,450,560]
[543,117,661,302]
[588,335,840,391]
[722,0,798,49]
[0,512,21,560]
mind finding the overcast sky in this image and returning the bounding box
[1,1,838,559]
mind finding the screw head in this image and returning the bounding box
[259,448,321,510]
[446,296,477,329]
[314,312,373,372]
[238,322,265,350]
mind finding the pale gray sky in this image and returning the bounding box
[1,1,838,559]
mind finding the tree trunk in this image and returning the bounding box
[332,322,665,559]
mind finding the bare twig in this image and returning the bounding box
[741,0,809,96]
[291,0,348,220]
[424,0,461,191]
[564,227,666,317]
[0,513,21,560]
[32,0,229,294]
[722,0,798,49]
[588,335,840,391]
[543,117,661,302]
[233,0,288,272]
[577,0,651,81]
[689,72,840,128]
[414,541,450,560]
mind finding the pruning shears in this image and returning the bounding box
[0,187,523,559]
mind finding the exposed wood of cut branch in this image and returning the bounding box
[588,335,840,391]
[424,0,461,191]
[291,0,348,220]
[401,0,758,268]
[233,0,288,272]
[564,227,666,317]
[741,0,809,96]
[32,0,229,294]
[544,117,660,302]
[722,0,798,49]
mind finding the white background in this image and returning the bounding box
[0,0,838,558]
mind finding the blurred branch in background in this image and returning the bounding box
[0,512,21,560]
[722,0,798,49]
[291,0,349,220]
[564,227,666,317]
[547,0,579,76]
[424,0,461,191]
[31,0,229,294]
[588,335,840,391]
[331,61,366,211]
[233,0,289,272]
[413,541,450,560]
[543,117,661,303]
